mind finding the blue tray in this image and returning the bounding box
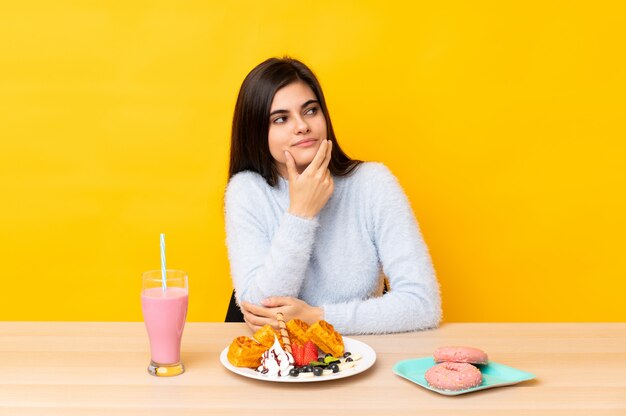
[393,357,535,396]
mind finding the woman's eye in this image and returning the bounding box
[305,107,318,115]
[273,116,287,124]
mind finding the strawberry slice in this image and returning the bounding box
[303,340,319,365]
[292,342,306,366]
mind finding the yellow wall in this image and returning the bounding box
[1,1,625,322]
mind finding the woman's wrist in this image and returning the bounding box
[302,306,324,325]
[313,306,324,322]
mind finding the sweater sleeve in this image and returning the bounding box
[322,164,442,334]
[225,173,319,304]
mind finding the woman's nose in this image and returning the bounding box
[294,116,310,134]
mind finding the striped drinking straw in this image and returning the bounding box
[160,233,167,294]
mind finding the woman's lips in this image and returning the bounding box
[293,139,318,147]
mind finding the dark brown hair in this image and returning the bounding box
[229,57,361,186]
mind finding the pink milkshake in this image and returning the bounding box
[141,269,188,376]
[142,287,188,364]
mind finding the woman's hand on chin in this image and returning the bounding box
[285,139,334,219]
[240,297,324,333]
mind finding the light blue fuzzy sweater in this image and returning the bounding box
[224,162,441,335]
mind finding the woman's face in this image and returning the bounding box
[268,81,328,177]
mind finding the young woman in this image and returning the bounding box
[225,57,441,335]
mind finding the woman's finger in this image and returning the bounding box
[284,151,298,181]
[322,168,331,184]
[303,138,327,173]
[320,140,332,171]
[242,302,274,318]
[243,317,261,333]
[261,296,293,307]
[243,309,272,327]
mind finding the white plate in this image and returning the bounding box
[220,337,376,383]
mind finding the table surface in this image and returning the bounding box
[1,322,625,416]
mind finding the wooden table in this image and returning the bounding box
[1,322,625,415]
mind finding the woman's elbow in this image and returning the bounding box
[413,292,442,330]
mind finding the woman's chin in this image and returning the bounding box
[295,159,315,172]
[292,151,317,168]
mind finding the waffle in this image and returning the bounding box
[306,320,344,357]
[286,319,310,346]
[227,336,267,368]
[253,324,284,349]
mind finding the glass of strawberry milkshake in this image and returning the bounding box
[141,269,189,377]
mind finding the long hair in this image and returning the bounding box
[229,57,361,186]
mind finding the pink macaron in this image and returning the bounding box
[433,346,488,365]
[425,362,483,391]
